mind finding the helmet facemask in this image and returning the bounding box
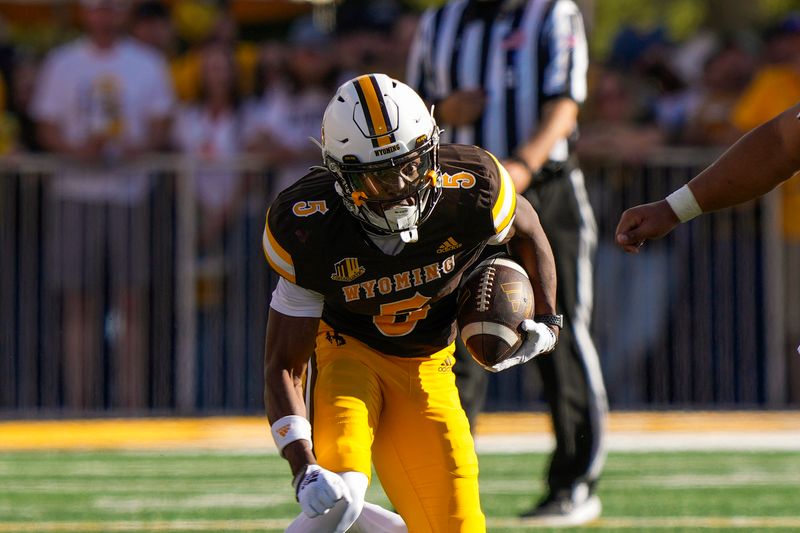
[329,132,442,243]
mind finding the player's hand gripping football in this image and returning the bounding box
[293,464,352,517]
[488,319,557,372]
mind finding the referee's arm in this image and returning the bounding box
[405,7,486,127]
[616,102,800,252]
[506,0,588,192]
[508,98,578,191]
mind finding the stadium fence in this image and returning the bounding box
[0,150,797,415]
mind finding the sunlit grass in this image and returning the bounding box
[1,451,799,531]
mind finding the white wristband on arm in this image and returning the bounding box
[666,184,703,223]
[271,415,312,456]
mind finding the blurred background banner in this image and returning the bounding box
[0,0,799,416]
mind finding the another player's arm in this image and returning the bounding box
[264,309,320,477]
[687,102,800,211]
[616,102,800,252]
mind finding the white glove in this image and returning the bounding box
[293,464,352,518]
[488,319,557,373]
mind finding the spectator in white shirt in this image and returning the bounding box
[172,42,247,383]
[244,17,338,201]
[173,43,245,253]
[30,0,175,410]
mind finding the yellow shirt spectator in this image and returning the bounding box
[732,64,800,240]
[171,43,258,102]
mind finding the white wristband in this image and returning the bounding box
[271,415,312,456]
[666,184,702,223]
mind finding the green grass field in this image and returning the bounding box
[2,450,800,532]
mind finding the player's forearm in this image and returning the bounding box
[264,362,316,476]
[507,197,557,315]
[263,310,320,475]
[688,106,800,213]
[510,238,557,316]
[263,311,318,422]
[264,367,307,423]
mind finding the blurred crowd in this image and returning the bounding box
[2,0,800,410]
[0,0,417,162]
[0,2,799,188]
[578,13,800,165]
[581,12,800,243]
[0,0,795,245]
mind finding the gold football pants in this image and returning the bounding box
[309,322,486,533]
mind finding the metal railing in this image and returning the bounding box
[0,154,277,415]
[488,148,798,410]
[0,150,797,415]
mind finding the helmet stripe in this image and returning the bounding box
[353,75,397,148]
[368,74,397,146]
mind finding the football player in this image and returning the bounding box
[263,73,561,532]
[616,102,800,252]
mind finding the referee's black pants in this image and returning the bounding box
[525,164,607,496]
[453,164,608,497]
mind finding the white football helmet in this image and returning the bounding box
[321,73,441,243]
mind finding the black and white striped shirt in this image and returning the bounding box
[406,0,588,162]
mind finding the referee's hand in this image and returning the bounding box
[437,89,486,126]
[502,158,535,192]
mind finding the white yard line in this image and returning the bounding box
[3,516,800,532]
[475,431,800,453]
[0,519,288,532]
[512,516,800,529]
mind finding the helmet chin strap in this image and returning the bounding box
[400,227,418,243]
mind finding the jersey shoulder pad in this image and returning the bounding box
[439,144,517,237]
[262,169,337,284]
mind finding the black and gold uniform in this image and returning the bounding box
[263,143,515,532]
[264,143,515,356]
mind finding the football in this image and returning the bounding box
[457,255,535,369]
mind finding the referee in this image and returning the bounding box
[407,0,608,526]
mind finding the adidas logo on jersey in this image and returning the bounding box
[438,356,455,373]
[437,237,462,253]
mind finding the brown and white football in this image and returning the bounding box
[457,255,535,369]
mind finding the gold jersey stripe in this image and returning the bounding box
[262,210,296,283]
[486,151,517,234]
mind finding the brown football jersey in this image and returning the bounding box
[263,144,517,357]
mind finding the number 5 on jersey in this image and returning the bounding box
[374,293,431,336]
